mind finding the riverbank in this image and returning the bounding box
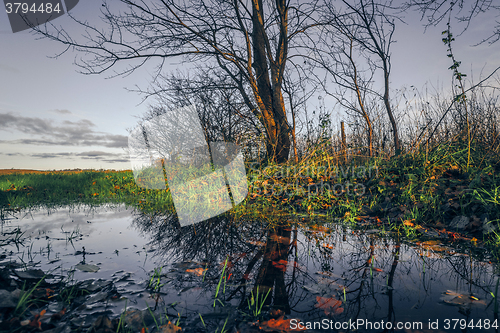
[1,140,499,258]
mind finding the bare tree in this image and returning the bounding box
[403,0,500,44]
[342,0,401,154]
[313,17,377,156]
[36,0,326,163]
[316,0,400,154]
[145,67,265,157]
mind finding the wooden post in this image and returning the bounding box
[341,121,347,164]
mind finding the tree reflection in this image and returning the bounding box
[129,210,499,330]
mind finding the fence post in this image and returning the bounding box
[341,121,347,164]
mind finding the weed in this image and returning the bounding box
[14,275,46,316]
[215,316,230,333]
[213,257,229,308]
[199,313,206,329]
[148,267,165,294]
[247,286,271,317]
[116,300,128,332]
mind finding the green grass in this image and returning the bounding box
[1,138,499,256]
[247,286,271,318]
[0,170,174,213]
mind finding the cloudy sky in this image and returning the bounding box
[0,1,499,170]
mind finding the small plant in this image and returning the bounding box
[14,275,46,316]
[148,267,164,294]
[247,286,271,317]
[213,257,229,308]
[116,300,129,332]
[215,316,230,333]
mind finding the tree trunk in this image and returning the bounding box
[383,64,400,154]
[251,0,291,163]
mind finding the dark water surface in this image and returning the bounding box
[1,205,498,332]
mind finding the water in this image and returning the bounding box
[0,204,498,332]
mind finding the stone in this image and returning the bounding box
[123,309,155,331]
[0,289,17,308]
[87,315,115,333]
[482,215,497,234]
[14,269,45,280]
[449,216,470,231]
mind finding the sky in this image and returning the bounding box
[0,0,499,170]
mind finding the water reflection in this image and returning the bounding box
[132,210,499,331]
[1,205,499,332]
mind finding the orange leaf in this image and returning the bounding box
[260,316,306,332]
[159,321,182,332]
[186,268,206,276]
[272,260,288,272]
[315,296,344,315]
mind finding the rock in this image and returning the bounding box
[449,216,470,231]
[84,291,109,305]
[80,279,112,292]
[87,315,115,333]
[359,206,374,215]
[0,289,17,308]
[42,324,72,333]
[441,203,451,212]
[482,215,497,234]
[14,269,45,280]
[0,268,11,288]
[123,309,155,331]
[75,264,100,273]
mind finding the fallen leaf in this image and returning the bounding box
[186,268,207,276]
[50,308,66,322]
[441,290,486,307]
[272,260,288,272]
[28,309,46,329]
[248,239,266,247]
[75,263,100,273]
[159,321,182,332]
[315,296,344,315]
[403,219,414,227]
[308,225,330,233]
[260,316,306,332]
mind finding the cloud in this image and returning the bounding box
[52,109,72,114]
[0,152,24,156]
[30,150,128,163]
[0,112,128,148]
[31,152,74,159]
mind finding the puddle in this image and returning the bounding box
[0,205,499,332]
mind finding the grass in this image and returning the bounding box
[0,169,174,213]
[14,276,46,317]
[1,139,499,256]
[148,267,165,294]
[247,286,272,317]
[213,256,229,308]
